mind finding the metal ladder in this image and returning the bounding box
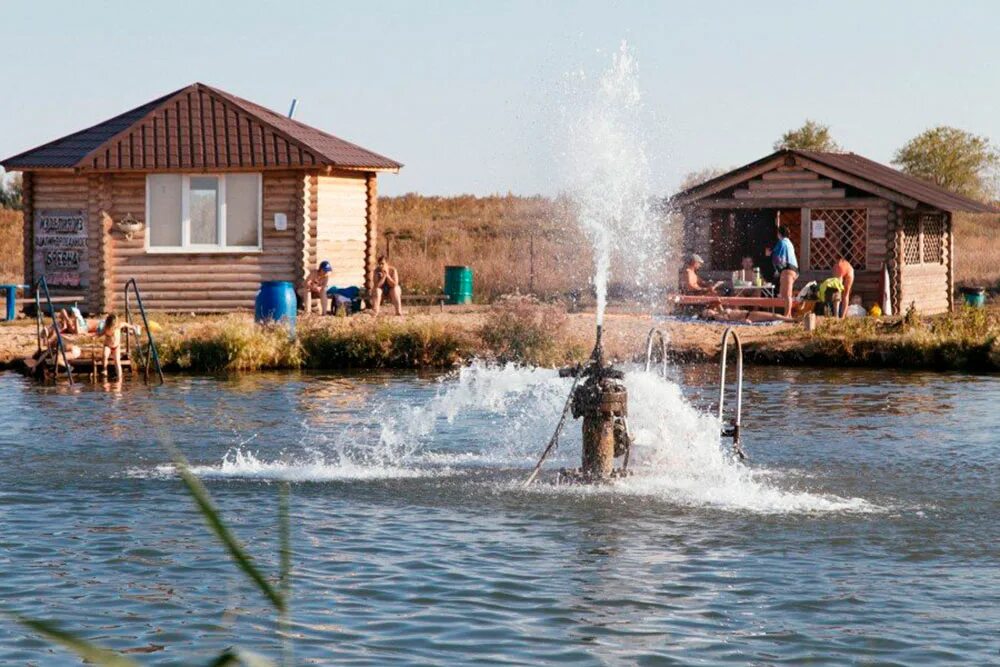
[124,278,164,385]
[33,276,74,385]
[718,326,747,459]
[644,327,668,377]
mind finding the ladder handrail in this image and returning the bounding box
[718,326,745,458]
[33,276,74,385]
[644,327,668,377]
[123,278,164,385]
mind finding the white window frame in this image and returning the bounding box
[145,173,263,254]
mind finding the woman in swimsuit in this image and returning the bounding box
[101,313,140,379]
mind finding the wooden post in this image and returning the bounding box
[529,232,535,293]
[364,173,378,294]
[800,207,811,271]
[946,212,955,312]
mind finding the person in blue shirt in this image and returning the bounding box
[765,225,799,317]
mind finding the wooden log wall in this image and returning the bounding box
[734,167,846,200]
[105,170,306,312]
[901,263,949,314]
[315,172,369,289]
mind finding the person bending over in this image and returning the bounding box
[832,256,854,319]
[372,256,404,316]
[765,225,799,318]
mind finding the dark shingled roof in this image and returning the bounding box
[673,149,995,213]
[2,83,402,172]
[1,89,182,169]
[202,84,401,171]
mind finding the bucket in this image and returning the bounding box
[960,286,985,308]
[444,266,473,305]
[255,280,297,333]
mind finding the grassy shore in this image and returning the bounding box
[744,306,1000,371]
[2,304,1000,374]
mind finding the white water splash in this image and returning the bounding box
[135,363,874,513]
[131,450,444,482]
[564,42,664,324]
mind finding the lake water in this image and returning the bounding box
[0,364,997,665]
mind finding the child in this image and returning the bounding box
[101,314,141,379]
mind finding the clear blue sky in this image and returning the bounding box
[1,0,998,196]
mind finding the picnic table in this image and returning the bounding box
[730,282,776,298]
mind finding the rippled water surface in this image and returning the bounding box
[1,364,998,665]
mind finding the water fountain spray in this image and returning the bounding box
[523,43,654,485]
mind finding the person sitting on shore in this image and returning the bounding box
[832,256,854,319]
[679,254,721,295]
[100,314,140,379]
[765,225,799,318]
[372,256,404,316]
[305,261,333,315]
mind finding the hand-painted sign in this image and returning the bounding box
[34,209,88,287]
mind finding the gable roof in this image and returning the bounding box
[1,82,402,172]
[672,149,995,213]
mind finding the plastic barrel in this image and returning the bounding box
[444,266,473,305]
[961,287,985,308]
[255,281,297,333]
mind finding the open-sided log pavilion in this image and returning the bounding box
[672,149,994,314]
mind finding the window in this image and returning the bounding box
[902,214,945,265]
[146,173,261,252]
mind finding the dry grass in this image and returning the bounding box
[804,305,1000,370]
[379,194,593,301]
[0,210,23,284]
[954,212,1000,291]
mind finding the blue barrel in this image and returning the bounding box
[255,281,297,332]
[444,266,473,305]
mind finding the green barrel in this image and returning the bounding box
[444,265,474,305]
[961,287,985,308]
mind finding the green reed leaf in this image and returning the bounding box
[6,612,139,667]
[170,450,286,612]
[205,647,276,667]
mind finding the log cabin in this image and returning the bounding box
[1,82,401,313]
[671,149,995,314]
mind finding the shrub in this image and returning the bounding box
[479,295,569,366]
[158,317,302,372]
[298,317,474,368]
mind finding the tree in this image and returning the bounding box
[773,120,840,152]
[677,167,730,192]
[0,170,23,210]
[892,126,999,201]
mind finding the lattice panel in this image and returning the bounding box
[921,214,944,264]
[903,217,921,265]
[809,208,868,270]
